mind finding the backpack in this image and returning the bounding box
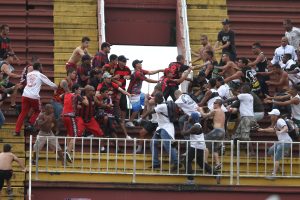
[160,101,178,123]
[284,118,300,141]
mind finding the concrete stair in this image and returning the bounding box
[186,0,228,63]
[53,0,99,83]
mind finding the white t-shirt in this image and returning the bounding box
[217,84,231,100]
[238,93,254,117]
[23,70,57,99]
[154,103,175,139]
[285,27,300,50]
[276,118,292,142]
[207,89,227,112]
[190,133,206,150]
[271,45,298,67]
[175,94,200,116]
[291,94,300,120]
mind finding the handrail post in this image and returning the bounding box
[237,140,240,185]
[29,135,32,200]
[230,140,234,185]
[35,136,39,180]
[132,138,137,183]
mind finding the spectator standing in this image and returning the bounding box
[126,59,161,127]
[271,37,297,68]
[14,62,57,136]
[66,36,90,71]
[283,19,300,52]
[214,19,237,62]
[0,144,26,196]
[258,109,292,180]
[0,24,19,62]
[92,42,112,69]
[191,35,214,64]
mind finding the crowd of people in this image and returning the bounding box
[1,17,300,189]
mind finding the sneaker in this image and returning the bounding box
[185,179,195,185]
[6,187,13,196]
[214,163,222,171]
[126,135,133,140]
[100,146,107,153]
[13,132,20,136]
[266,173,276,180]
[65,151,73,163]
[126,121,135,127]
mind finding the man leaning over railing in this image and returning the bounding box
[258,109,292,180]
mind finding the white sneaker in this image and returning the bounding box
[126,135,133,140]
[265,173,276,180]
[126,122,135,127]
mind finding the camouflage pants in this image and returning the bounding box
[234,116,258,141]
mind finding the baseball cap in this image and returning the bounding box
[268,109,280,116]
[191,112,200,123]
[222,19,230,25]
[132,59,143,68]
[118,55,129,62]
[103,72,112,79]
[101,42,112,49]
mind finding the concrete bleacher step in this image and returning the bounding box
[0,187,24,199]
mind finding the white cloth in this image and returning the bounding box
[217,84,232,100]
[23,70,57,99]
[190,133,206,150]
[175,94,200,116]
[276,118,292,142]
[238,93,254,117]
[271,45,297,68]
[291,94,300,120]
[282,59,297,70]
[154,103,175,139]
[207,89,227,112]
[285,27,300,50]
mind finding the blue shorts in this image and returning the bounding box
[130,93,145,112]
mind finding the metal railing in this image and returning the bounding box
[236,140,300,185]
[29,136,233,184]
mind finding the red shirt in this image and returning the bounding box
[62,93,76,114]
[97,81,119,98]
[114,65,131,90]
[103,63,117,75]
[92,50,108,68]
[127,69,149,94]
[77,96,95,122]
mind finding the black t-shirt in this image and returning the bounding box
[217,30,236,55]
[0,36,11,59]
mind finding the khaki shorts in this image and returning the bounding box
[33,131,62,152]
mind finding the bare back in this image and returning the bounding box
[213,108,225,129]
[0,152,16,170]
[68,46,85,64]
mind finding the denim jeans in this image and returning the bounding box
[51,101,63,120]
[151,129,178,166]
[0,109,5,128]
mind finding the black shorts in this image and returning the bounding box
[142,121,158,134]
[119,94,127,111]
[0,170,13,190]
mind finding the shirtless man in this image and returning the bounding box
[66,36,90,71]
[198,99,225,170]
[0,144,26,196]
[216,52,238,79]
[32,104,66,165]
[257,63,289,93]
[191,35,214,64]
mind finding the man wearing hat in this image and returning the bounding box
[258,109,292,180]
[92,42,112,69]
[126,59,163,127]
[181,112,219,184]
[214,19,237,62]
